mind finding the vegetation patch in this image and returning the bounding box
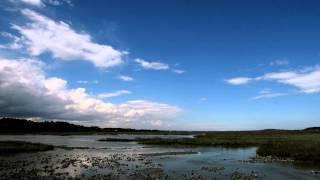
[137,131,320,162]
[0,141,54,154]
[256,140,320,162]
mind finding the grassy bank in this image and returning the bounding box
[136,131,320,162]
[0,141,54,154]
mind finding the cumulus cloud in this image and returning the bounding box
[226,77,252,85]
[135,58,169,70]
[227,65,320,94]
[9,9,127,68]
[118,75,134,82]
[98,90,131,99]
[0,58,181,128]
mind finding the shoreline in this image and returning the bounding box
[0,138,319,179]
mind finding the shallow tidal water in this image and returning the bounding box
[0,135,319,179]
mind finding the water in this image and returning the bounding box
[0,135,319,179]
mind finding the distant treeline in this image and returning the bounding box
[304,127,320,131]
[0,117,319,134]
[0,118,192,135]
[0,118,99,133]
[0,118,157,134]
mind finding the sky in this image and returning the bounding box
[0,0,319,130]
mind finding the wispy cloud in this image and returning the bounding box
[77,80,89,84]
[8,9,127,68]
[227,65,320,94]
[252,89,288,100]
[77,80,99,84]
[0,32,23,50]
[135,58,169,70]
[98,90,131,99]
[118,75,134,82]
[18,0,73,7]
[20,0,43,6]
[270,59,289,66]
[172,69,185,74]
[135,58,186,75]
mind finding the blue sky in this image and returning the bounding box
[0,0,319,130]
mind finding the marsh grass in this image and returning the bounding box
[0,141,54,154]
[257,140,320,162]
[136,131,320,162]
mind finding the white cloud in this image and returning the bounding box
[172,69,185,74]
[118,75,134,82]
[98,90,131,99]
[9,9,127,68]
[0,58,181,128]
[259,67,320,93]
[260,72,298,80]
[20,0,43,6]
[226,77,252,85]
[134,58,185,74]
[17,0,73,7]
[227,65,320,94]
[44,77,67,93]
[135,58,169,70]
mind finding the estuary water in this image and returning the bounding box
[0,135,319,179]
